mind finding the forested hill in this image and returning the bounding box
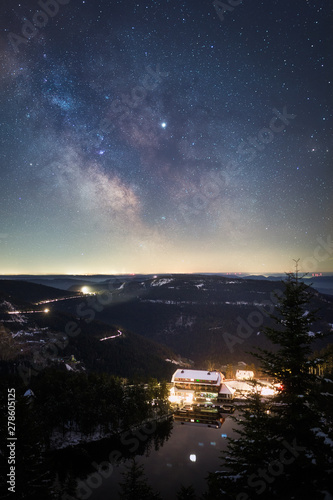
[0,279,80,303]
[52,274,333,366]
[1,275,332,372]
[0,280,179,381]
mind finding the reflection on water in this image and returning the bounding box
[53,412,237,499]
[86,413,237,500]
[174,402,230,427]
[52,417,173,499]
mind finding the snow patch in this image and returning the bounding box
[1,300,27,324]
[195,283,204,289]
[311,428,333,447]
[151,278,174,287]
[24,389,35,398]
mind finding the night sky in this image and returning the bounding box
[1,0,332,274]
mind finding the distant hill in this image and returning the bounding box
[1,275,332,373]
[2,272,332,295]
[245,274,333,296]
[0,281,180,381]
[51,274,333,366]
[0,279,80,303]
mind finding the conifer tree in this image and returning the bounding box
[176,484,197,499]
[251,262,333,498]
[204,381,273,500]
[118,459,161,500]
[225,363,235,379]
[205,263,333,499]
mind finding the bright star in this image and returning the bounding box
[161,122,167,128]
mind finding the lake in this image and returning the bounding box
[82,414,237,499]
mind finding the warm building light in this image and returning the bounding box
[44,308,49,313]
[81,286,89,294]
[261,387,276,396]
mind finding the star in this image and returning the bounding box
[0,0,331,274]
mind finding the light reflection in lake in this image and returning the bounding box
[89,415,237,499]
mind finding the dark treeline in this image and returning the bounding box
[0,369,171,499]
[202,269,333,500]
[0,310,177,383]
[1,370,170,446]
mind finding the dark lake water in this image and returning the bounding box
[82,415,237,500]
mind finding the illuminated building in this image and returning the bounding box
[236,370,254,380]
[169,369,225,405]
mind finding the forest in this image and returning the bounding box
[0,369,171,499]
[0,271,332,499]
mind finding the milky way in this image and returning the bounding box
[0,0,332,274]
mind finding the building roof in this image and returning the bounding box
[226,380,254,392]
[219,383,236,395]
[172,369,223,386]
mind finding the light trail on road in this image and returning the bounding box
[99,330,123,341]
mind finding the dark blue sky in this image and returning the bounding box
[0,0,332,274]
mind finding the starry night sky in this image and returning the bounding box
[0,0,332,274]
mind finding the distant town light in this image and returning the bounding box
[81,286,89,294]
[44,308,49,313]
